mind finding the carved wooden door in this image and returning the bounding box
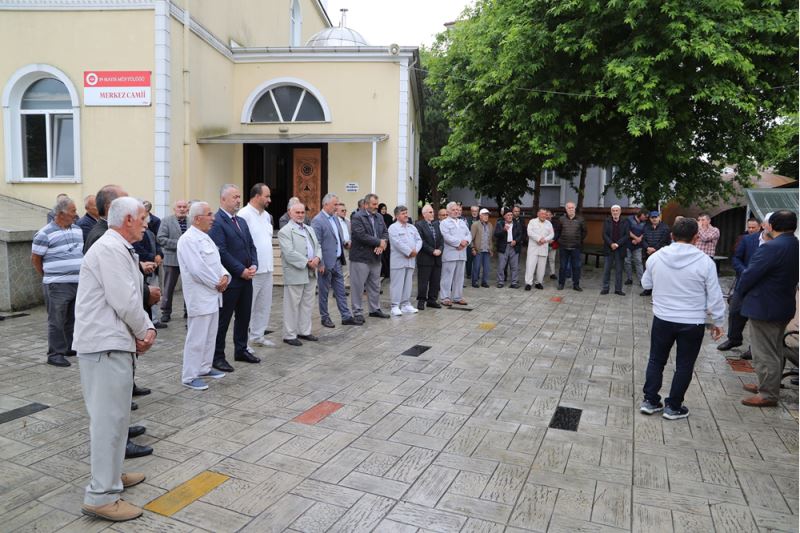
[292,148,321,217]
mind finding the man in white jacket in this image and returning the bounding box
[639,217,725,420]
[74,197,155,522]
[388,205,423,315]
[524,209,554,290]
[439,201,472,306]
[177,202,230,390]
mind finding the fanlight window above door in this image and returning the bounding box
[250,85,325,123]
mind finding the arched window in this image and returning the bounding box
[290,0,302,47]
[242,78,331,123]
[3,65,81,182]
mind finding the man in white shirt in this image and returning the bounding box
[524,209,554,290]
[237,183,276,347]
[74,197,155,522]
[439,201,472,306]
[177,202,230,390]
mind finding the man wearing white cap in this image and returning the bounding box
[525,209,554,290]
[469,208,494,288]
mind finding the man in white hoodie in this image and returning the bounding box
[639,217,725,420]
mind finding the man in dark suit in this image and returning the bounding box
[718,218,762,354]
[463,205,479,278]
[737,210,799,407]
[415,204,444,310]
[209,184,260,372]
[600,205,630,296]
[349,193,390,321]
[312,193,358,328]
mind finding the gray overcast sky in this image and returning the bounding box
[322,0,473,48]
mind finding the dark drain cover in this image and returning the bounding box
[548,406,582,431]
[0,403,49,425]
[401,345,431,357]
[0,313,30,321]
[448,307,473,312]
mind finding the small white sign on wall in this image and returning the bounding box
[84,71,151,106]
[345,182,359,193]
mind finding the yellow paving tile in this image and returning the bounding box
[144,471,229,517]
[478,322,496,331]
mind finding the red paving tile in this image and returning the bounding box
[293,400,344,425]
[727,359,755,373]
[550,296,563,303]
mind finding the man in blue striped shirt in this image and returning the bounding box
[32,196,84,367]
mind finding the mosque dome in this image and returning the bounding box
[306,26,369,47]
[306,9,369,47]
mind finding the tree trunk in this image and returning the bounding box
[576,163,588,215]
[430,173,442,211]
[532,169,542,211]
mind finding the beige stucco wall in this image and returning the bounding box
[173,0,328,48]
[0,10,154,210]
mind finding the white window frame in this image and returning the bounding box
[542,169,559,186]
[3,64,81,183]
[241,77,331,124]
[290,0,302,47]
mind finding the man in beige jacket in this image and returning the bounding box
[74,197,156,522]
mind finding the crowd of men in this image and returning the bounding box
[28,187,798,522]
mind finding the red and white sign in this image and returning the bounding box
[83,71,151,106]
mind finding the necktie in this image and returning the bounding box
[232,215,242,232]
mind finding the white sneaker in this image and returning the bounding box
[391,307,403,316]
[401,305,418,314]
[252,337,276,347]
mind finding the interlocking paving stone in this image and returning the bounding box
[0,271,797,531]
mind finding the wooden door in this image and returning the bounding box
[292,147,321,217]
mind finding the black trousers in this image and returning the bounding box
[214,281,253,362]
[417,263,442,303]
[727,284,748,344]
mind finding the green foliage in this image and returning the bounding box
[426,0,798,209]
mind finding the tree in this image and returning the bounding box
[418,48,449,210]
[427,0,798,209]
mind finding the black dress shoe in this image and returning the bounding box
[426,301,442,309]
[160,315,171,323]
[525,284,532,291]
[154,322,168,329]
[342,317,360,325]
[284,338,303,346]
[481,282,489,288]
[125,440,153,459]
[298,334,319,341]
[321,317,335,328]
[213,359,235,373]
[510,284,520,289]
[353,315,365,324]
[472,283,480,288]
[573,286,583,292]
[234,351,261,363]
[66,350,77,357]
[624,279,633,285]
[557,284,564,290]
[550,274,557,280]
[600,289,609,295]
[369,310,390,319]
[497,283,504,288]
[128,425,146,439]
[417,301,426,311]
[132,384,151,397]
[716,339,743,351]
[615,290,626,296]
[47,354,70,367]
[535,283,544,290]
[131,401,138,411]
[640,289,652,296]
[741,348,752,360]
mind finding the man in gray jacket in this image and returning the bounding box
[156,199,189,322]
[349,193,389,321]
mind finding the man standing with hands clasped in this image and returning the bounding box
[601,205,630,296]
[177,202,230,390]
[279,202,323,345]
[639,217,725,420]
[75,197,156,522]
[439,201,471,306]
[209,185,259,372]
